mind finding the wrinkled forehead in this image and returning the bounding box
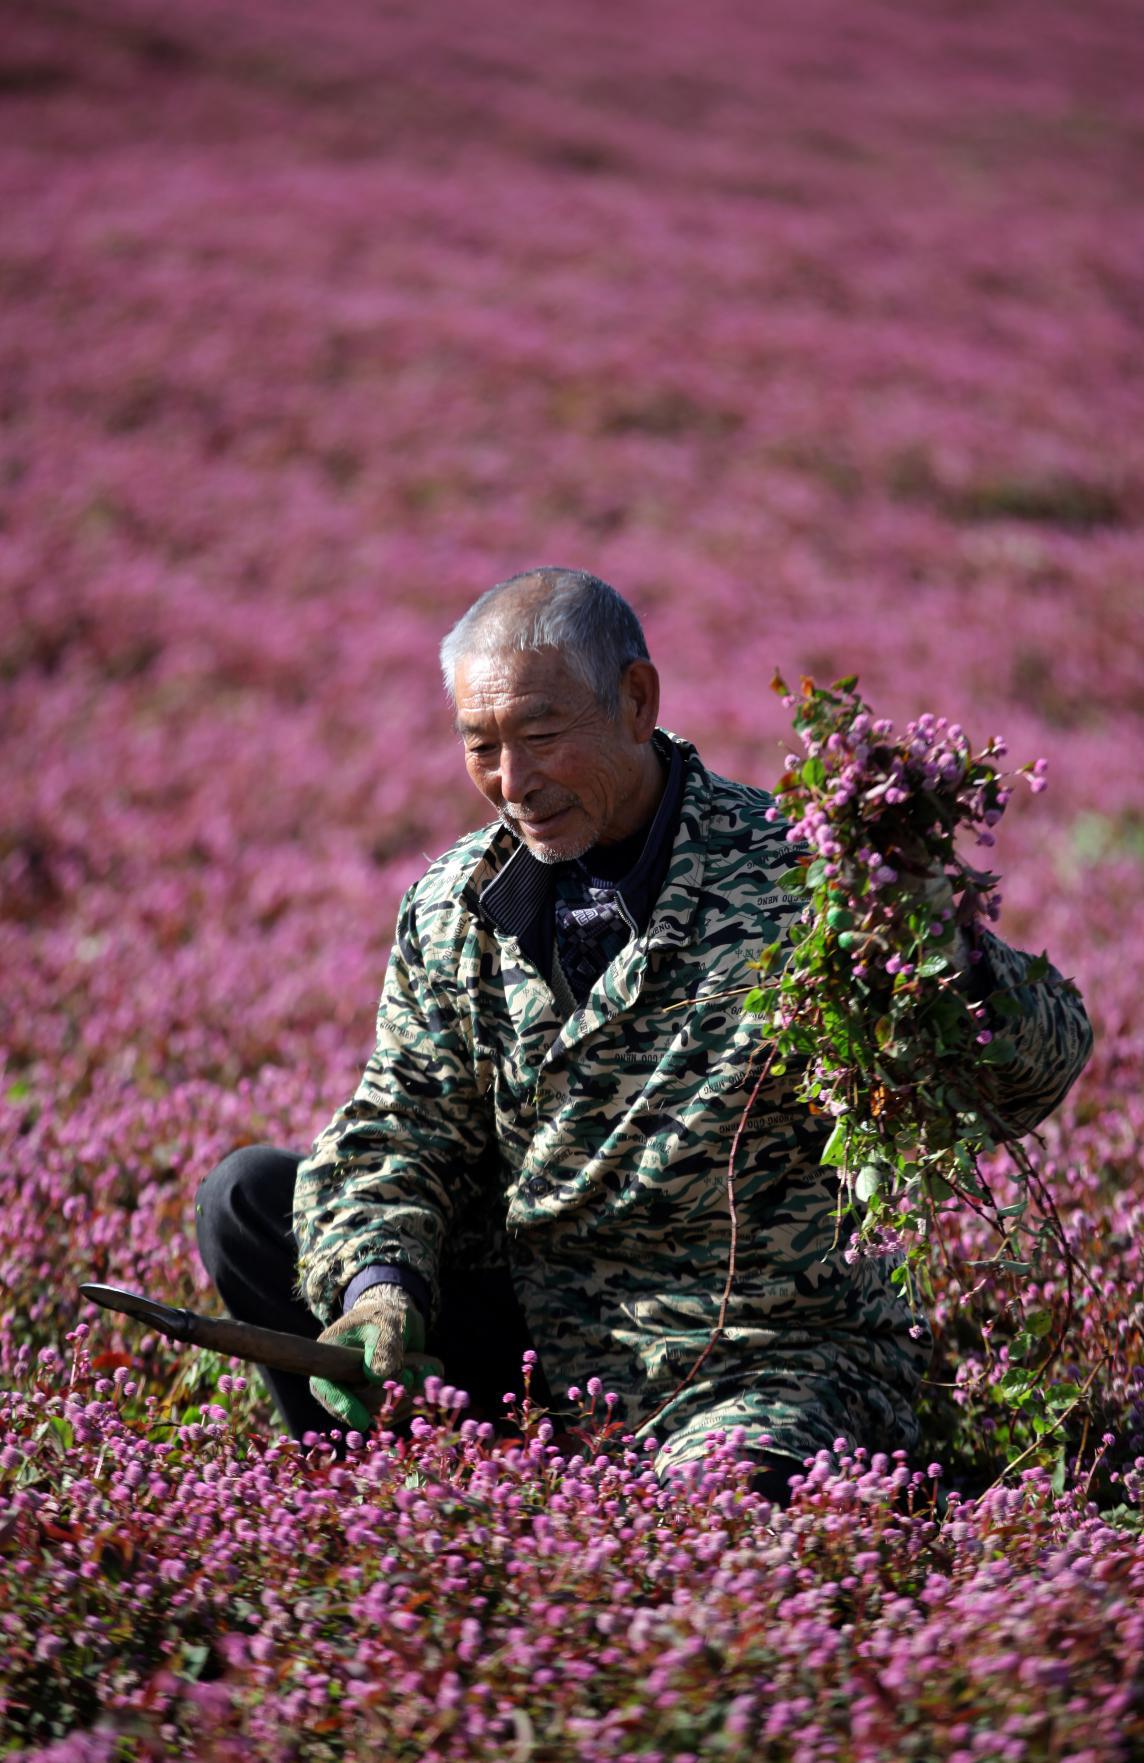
[452,646,593,732]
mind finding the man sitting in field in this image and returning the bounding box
[196,568,1092,1499]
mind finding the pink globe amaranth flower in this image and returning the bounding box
[0,3,1138,1746]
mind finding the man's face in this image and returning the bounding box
[453,647,659,862]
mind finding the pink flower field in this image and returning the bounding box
[2,0,1143,1755]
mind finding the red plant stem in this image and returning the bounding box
[637,1042,778,1435]
[998,1132,1078,1384]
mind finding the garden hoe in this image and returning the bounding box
[78,1282,373,1388]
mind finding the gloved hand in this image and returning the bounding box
[309,1285,443,1433]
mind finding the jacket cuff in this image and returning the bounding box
[342,1264,431,1321]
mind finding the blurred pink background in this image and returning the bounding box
[2,0,1142,1323]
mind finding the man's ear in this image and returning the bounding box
[621,660,660,741]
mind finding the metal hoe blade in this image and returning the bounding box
[79,1282,372,1387]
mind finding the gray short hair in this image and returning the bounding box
[439,567,650,717]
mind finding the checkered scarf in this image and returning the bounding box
[552,874,631,1005]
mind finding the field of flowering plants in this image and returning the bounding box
[3,0,1144,1755]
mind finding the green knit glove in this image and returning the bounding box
[310,1284,442,1433]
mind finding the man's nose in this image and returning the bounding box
[498,743,542,805]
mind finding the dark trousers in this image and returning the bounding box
[195,1144,540,1441]
[195,1145,794,1504]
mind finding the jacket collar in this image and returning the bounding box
[477,734,680,930]
[464,732,707,968]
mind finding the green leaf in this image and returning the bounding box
[1025,952,1051,983]
[855,1163,882,1202]
[779,866,809,893]
[804,858,828,890]
[928,992,968,1032]
[923,1170,953,1202]
[978,1037,1017,1066]
[743,988,768,1014]
[180,1642,212,1682]
[917,954,950,978]
[874,1016,894,1049]
[1026,1310,1054,1338]
[999,1367,1034,1397]
[802,757,826,790]
[751,943,782,976]
[987,991,1022,1021]
[820,1120,849,1168]
[47,1415,75,1450]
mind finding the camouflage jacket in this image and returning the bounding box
[294,734,1093,1419]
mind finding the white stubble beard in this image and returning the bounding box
[496,805,595,864]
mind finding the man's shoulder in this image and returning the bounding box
[390,825,505,980]
[405,822,501,917]
[682,744,803,864]
[705,763,776,824]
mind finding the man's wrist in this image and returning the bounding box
[342,1264,431,1321]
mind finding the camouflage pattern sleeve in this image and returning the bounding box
[293,885,493,1326]
[973,929,1094,1137]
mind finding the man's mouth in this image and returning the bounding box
[518,806,572,836]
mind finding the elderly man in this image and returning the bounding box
[197,567,1092,1496]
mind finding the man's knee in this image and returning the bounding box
[748,1455,799,1507]
[195,1144,301,1273]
